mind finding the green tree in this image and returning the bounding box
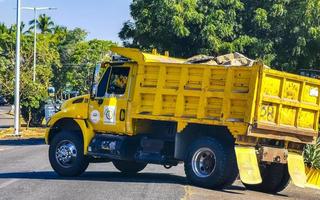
[29,14,55,33]
[0,17,115,127]
[119,0,255,57]
[0,23,8,34]
[52,28,115,95]
[120,0,320,72]
[0,25,59,127]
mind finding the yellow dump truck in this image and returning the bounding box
[46,47,320,193]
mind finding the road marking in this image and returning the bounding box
[0,179,19,189]
[181,186,191,200]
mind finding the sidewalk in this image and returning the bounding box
[0,106,14,128]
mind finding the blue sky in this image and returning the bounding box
[0,0,132,43]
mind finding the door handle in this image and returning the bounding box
[97,99,104,105]
[120,109,125,121]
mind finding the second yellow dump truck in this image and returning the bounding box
[46,47,320,193]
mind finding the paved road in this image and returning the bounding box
[0,106,13,128]
[0,140,319,200]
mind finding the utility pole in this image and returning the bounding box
[22,7,57,82]
[14,0,21,135]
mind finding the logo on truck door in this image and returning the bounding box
[90,110,100,124]
[104,106,116,125]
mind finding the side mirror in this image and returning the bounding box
[90,64,101,99]
[91,84,97,99]
[48,87,55,97]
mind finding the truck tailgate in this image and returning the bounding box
[250,67,320,143]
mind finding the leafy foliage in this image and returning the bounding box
[50,28,114,95]
[29,14,55,33]
[304,139,320,169]
[120,0,320,71]
[0,16,115,126]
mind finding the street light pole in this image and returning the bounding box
[33,8,37,82]
[22,7,57,82]
[14,0,21,135]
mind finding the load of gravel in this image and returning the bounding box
[185,52,269,68]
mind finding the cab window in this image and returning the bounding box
[107,67,130,95]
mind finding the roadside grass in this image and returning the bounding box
[0,127,46,139]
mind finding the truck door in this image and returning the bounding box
[88,66,131,133]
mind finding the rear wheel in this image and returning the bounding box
[243,163,290,193]
[49,131,89,177]
[113,160,147,175]
[184,137,238,189]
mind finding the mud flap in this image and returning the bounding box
[235,146,262,184]
[305,167,320,190]
[287,152,307,188]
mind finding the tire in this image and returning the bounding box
[184,137,238,189]
[221,154,239,188]
[49,131,89,177]
[112,160,147,175]
[243,163,290,193]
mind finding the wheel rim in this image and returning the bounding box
[55,140,77,168]
[191,147,216,178]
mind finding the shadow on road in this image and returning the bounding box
[0,171,187,184]
[0,138,44,146]
[0,171,246,194]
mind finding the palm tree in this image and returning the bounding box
[4,22,26,34]
[53,25,67,35]
[29,14,55,33]
[0,23,8,34]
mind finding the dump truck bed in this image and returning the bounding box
[112,47,320,144]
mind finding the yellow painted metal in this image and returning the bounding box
[45,94,90,145]
[235,146,262,184]
[305,167,320,189]
[111,47,320,142]
[57,94,89,120]
[74,119,95,154]
[46,47,320,157]
[88,96,127,134]
[45,118,94,155]
[128,61,261,136]
[287,152,307,188]
[44,95,95,154]
[256,68,320,143]
[111,47,186,64]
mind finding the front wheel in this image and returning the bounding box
[113,160,147,175]
[184,137,238,189]
[49,131,89,177]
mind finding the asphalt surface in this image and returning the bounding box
[0,106,13,128]
[0,140,319,200]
